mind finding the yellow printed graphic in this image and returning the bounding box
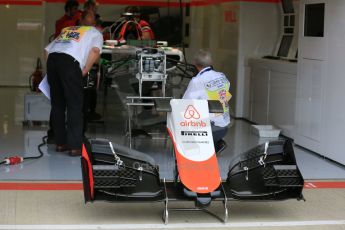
[206,82,232,116]
[57,26,92,42]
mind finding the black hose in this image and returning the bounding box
[0,135,47,166]
[165,56,196,77]
[175,65,194,78]
[108,58,134,75]
[23,135,47,161]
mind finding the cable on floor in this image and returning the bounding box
[0,135,47,166]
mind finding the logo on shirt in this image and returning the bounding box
[218,89,227,101]
[56,26,92,43]
[205,77,229,91]
[184,105,200,119]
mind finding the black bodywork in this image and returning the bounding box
[81,138,304,217]
[82,139,164,203]
[225,140,304,200]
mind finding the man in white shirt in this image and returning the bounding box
[183,50,232,145]
[45,16,103,156]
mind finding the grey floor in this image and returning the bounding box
[0,189,345,229]
[0,87,345,181]
[1,87,345,230]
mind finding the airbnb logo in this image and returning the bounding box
[180,105,207,127]
[184,105,200,119]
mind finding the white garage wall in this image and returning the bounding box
[187,1,280,117]
[239,2,281,118]
[186,2,240,114]
[0,4,44,86]
[296,0,345,165]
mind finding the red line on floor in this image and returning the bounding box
[304,181,345,189]
[0,182,83,190]
[0,181,345,190]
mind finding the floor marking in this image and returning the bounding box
[0,220,345,229]
[305,182,317,188]
[1,181,345,190]
[304,181,345,189]
[0,182,82,190]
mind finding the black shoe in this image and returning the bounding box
[56,145,69,152]
[69,149,82,157]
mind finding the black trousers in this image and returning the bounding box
[83,87,97,114]
[47,53,83,149]
[82,88,95,132]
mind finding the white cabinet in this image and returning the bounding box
[295,58,325,152]
[268,71,297,137]
[295,0,345,165]
[24,93,51,122]
[249,58,297,138]
[250,67,269,124]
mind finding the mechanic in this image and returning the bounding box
[48,0,81,143]
[78,10,103,125]
[81,1,103,121]
[45,14,103,156]
[183,50,232,144]
[83,0,103,28]
[54,0,81,38]
[115,6,157,99]
[118,6,155,40]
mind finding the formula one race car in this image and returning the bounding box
[81,99,304,224]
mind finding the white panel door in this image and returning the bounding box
[268,71,297,138]
[321,0,345,165]
[250,67,269,124]
[299,0,328,61]
[295,58,324,150]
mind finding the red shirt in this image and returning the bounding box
[139,20,155,40]
[117,19,155,41]
[54,11,82,38]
